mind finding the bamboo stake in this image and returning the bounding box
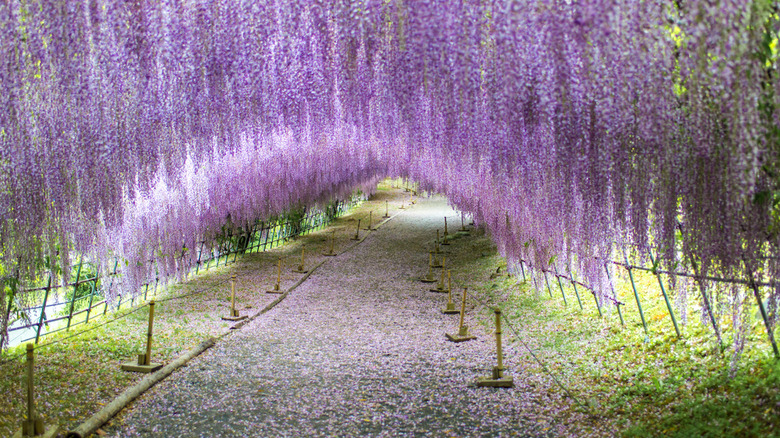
[145,300,155,366]
[352,219,361,240]
[323,230,337,256]
[421,253,436,283]
[266,257,283,293]
[476,309,514,387]
[442,271,459,313]
[230,275,236,316]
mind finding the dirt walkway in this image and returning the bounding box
[106,192,565,437]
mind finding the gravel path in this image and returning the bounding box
[108,194,562,437]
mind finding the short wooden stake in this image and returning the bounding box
[459,213,469,233]
[476,309,514,387]
[421,253,437,283]
[446,288,476,342]
[433,230,444,255]
[364,211,374,230]
[121,301,162,373]
[430,258,448,292]
[432,251,443,268]
[222,275,247,322]
[12,344,57,438]
[410,193,415,205]
[323,230,337,256]
[444,217,449,237]
[383,200,390,218]
[442,271,459,314]
[399,201,405,210]
[293,245,308,273]
[352,219,361,240]
[266,257,283,294]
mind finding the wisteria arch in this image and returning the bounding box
[1,1,778,329]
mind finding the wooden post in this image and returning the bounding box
[364,211,373,231]
[446,288,476,342]
[294,245,308,273]
[459,213,469,233]
[495,310,504,377]
[231,275,236,315]
[121,301,162,373]
[430,258,447,292]
[14,343,57,438]
[145,301,155,365]
[266,257,283,294]
[476,309,513,387]
[444,217,449,237]
[222,275,247,321]
[24,344,42,435]
[421,253,436,283]
[352,219,361,240]
[323,230,337,256]
[442,271,459,314]
[383,200,390,218]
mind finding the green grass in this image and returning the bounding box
[442,226,780,437]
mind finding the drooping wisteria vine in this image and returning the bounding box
[1,1,779,335]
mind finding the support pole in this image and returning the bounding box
[688,255,723,350]
[604,263,624,326]
[748,273,779,358]
[519,260,527,282]
[569,262,600,317]
[66,259,83,331]
[543,270,555,299]
[555,264,580,310]
[35,275,52,344]
[352,219,361,240]
[446,288,476,342]
[623,250,649,338]
[648,250,681,338]
[476,309,514,387]
[383,200,390,218]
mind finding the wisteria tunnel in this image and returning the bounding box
[2,1,780,437]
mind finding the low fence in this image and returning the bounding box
[511,244,779,357]
[4,196,364,348]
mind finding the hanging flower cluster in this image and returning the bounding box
[0,1,778,307]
